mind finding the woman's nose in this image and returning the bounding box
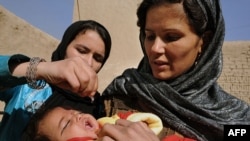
[87,57,93,67]
[151,37,165,53]
[82,55,93,67]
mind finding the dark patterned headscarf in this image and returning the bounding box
[102,1,250,141]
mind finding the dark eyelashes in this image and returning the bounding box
[61,120,70,135]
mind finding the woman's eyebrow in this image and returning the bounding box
[145,29,152,32]
[76,44,89,50]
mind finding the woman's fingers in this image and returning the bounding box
[38,57,98,97]
[75,58,98,97]
[98,119,160,141]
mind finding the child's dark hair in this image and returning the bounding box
[21,104,53,141]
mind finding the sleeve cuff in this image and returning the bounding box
[0,54,30,87]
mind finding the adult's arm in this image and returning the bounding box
[0,54,98,97]
[0,54,29,89]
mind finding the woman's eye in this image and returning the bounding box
[145,34,155,41]
[94,54,104,63]
[77,48,88,54]
[165,35,180,42]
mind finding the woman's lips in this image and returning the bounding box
[153,60,168,70]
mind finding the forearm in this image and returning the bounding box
[0,54,29,87]
[10,61,29,77]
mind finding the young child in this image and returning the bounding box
[26,106,99,141]
[21,104,164,141]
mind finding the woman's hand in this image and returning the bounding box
[97,119,160,141]
[37,57,98,97]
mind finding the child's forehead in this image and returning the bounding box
[54,107,81,112]
[45,107,72,118]
[46,107,86,119]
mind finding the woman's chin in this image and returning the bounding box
[152,71,171,80]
